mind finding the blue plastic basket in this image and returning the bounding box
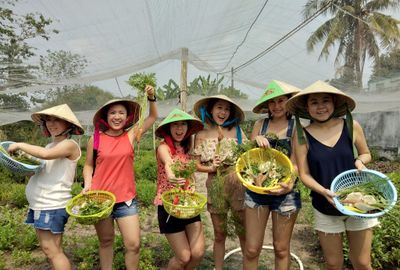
[331,169,397,218]
[0,141,45,176]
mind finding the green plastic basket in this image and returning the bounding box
[66,190,116,225]
[161,189,206,219]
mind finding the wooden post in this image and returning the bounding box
[231,67,234,89]
[180,48,188,112]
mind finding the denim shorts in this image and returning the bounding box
[313,208,379,233]
[111,199,139,219]
[244,190,301,216]
[25,208,69,234]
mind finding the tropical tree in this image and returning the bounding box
[0,92,29,111]
[303,0,400,88]
[41,85,114,111]
[188,75,223,96]
[39,50,88,80]
[219,85,248,99]
[0,0,58,90]
[370,47,400,81]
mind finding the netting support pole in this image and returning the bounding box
[180,47,188,112]
[231,67,234,89]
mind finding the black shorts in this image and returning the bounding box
[157,205,201,234]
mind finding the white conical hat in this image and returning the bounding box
[286,80,356,119]
[31,104,84,136]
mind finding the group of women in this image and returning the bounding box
[6,79,376,270]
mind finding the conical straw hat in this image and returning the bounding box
[93,99,141,131]
[155,108,203,138]
[31,104,84,136]
[286,80,356,119]
[252,80,301,114]
[193,95,245,124]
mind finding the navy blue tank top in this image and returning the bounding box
[304,120,355,216]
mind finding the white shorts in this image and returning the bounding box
[313,208,379,234]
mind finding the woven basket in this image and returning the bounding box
[0,141,44,176]
[66,190,116,225]
[236,148,293,194]
[331,169,397,218]
[161,189,207,219]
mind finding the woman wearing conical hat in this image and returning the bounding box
[82,85,157,270]
[7,104,84,270]
[244,80,302,270]
[288,81,377,270]
[154,108,205,269]
[192,95,247,270]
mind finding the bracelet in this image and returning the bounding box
[147,96,156,102]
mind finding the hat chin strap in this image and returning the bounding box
[55,128,72,137]
[199,105,242,144]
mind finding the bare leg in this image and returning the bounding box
[243,207,269,270]
[347,229,373,270]
[36,229,71,270]
[317,231,344,270]
[94,217,115,270]
[210,213,227,270]
[271,211,298,270]
[117,215,140,270]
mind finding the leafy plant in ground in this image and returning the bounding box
[134,150,157,182]
[0,182,28,207]
[136,179,157,207]
[0,206,38,251]
[11,249,36,267]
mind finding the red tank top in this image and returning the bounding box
[92,132,136,203]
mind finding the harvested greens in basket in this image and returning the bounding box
[239,149,291,188]
[71,197,113,216]
[336,177,390,214]
[0,145,41,166]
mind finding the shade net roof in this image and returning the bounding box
[1,0,399,126]
[5,0,355,92]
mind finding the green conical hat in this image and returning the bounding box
[155,108,203,138]
[252,80,301,114]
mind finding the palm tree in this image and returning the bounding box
[303,0,400,88]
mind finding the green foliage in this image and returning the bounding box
[0,120,47,146]
[42,85,115,111]
[0,206,38,251]
[0,92,30,111]
[11,249,36,266]
[0,251,5,270]
[370,48,400,82]
[134,150,157,182]
[127,72,157,94]
[39,50,88,80]
[136,179,156,207]
[69,235,99,269]
[303,0,400,88]
[0,182,27,207]
[219,85,248,99]
[0,1,58,90]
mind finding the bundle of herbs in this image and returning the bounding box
[127,72,157,142]
[336,177,391,214]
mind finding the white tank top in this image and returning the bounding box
[26,139,81,210]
